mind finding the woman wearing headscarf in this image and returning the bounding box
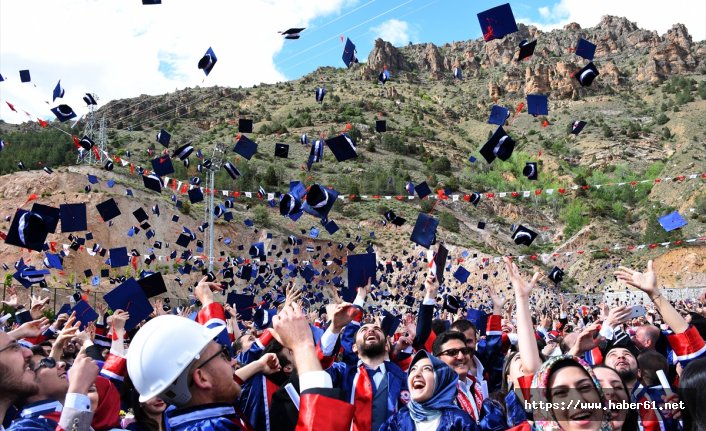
[87,376,122,431]
[379,350,477,431]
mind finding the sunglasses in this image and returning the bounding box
[438,347,473,357]
[196,345,230,370]
[32,357,57,372]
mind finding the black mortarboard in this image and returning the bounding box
[227,292,256,320]
[575,38,596,60]
[60,203,87,232]
[410,213,438,249]
[109,247,129,268]
[151,155,175,177]
[104,278,154,330]
[517,39,537,61]
[19,69,31,82]
[222,161,241,180]
[575,62,599,87]
[234,135,257,160]
[274,143,289,158]
[342,38,358,67]
[453,266,470,283]
[523,162,538,180]
[548,266,564,284]
[198,47,217,76]
[570,120,587,135]
[137,272,168,298]
[303,184,338,220]
[315,87,326,103]
[173,144,194,160]
[479,126,515,164]
[238,119,253,133]
[4,209,49,252]
[477,3,518,41]
[477,221,486,229]
[325,133,357,162]
[415,181,432,199]
[188,187,204,204]
[281,28,305,39]
[156,129,171,147]
[104,160,114,171]
[324,220,339,234]
[443,295,460,313]
[143,174,162,193]
[511,225,538,246]
[96,198,121,222]
[433,244,448,284]
[527,94,548,116]
[83,93,97,105]
[469,192,481,206]
[50,105,77,122]
[79,136,95,150]
[133,208,149,223]
[375,120,386,133]
[381,313,401,337]
[488,105,510,126]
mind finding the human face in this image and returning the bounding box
[594,367,628,431]
[0,332,38,400]
[437,339,471,378]
[194,342,240,401]
[604,349,638,382]
[461,328,477,352]
[88,383,99,412]
[31,355,69,400]
[238,334,256,354]
[408,357,435,403]
[142,397,167,416]
[507,353,525,389]
[548,365,603,431]
[355,324,386,358]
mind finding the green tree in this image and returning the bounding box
[439,211,460,232]
[253,206,271,227]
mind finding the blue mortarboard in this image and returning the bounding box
[253,308,277,330]
[109,247,129,268]
[480,126,515,164]
[104,278,154,330]
[658,211,687,232]
[60,203,87,232]
[325,133,357,162]
[453,266,470,283]
[302,184,339,220]
[342,38,358,67]
[244,219,254,227]
[315,87,326,103]
[156,129,171,147]
[381,312,401,337]
[19,69,31,82]
[71,300,99,329]
[227,292,256,321]
[346,253,377,302]
[198,47,217,76]
[410,213,438,249]
[488,105,510,126]
[477,3,518,42]
[527,94,548,116]
[151,155,175,177]
[188,187,204,204]
[301,265,316,283]
[87,174,99,184]
[52,80,65,102]
[234,135,258,160]
[575,38,596,60]
[50,105,77,122]
[96,198,121,222]
[249,242,265,258]
[415,181,432,199]
[107,180,116,188]
[45,253,63,270]
[57,303,71,316]
[467,309,488,336]
[324,220,339,235]
[310,227,319,238]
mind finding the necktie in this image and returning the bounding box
[353,364,373,431]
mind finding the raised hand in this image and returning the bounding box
[503,256,540,299]
[423,274,438,300]
[487,284,506,315]
[9,317,50,340]
[284,280,303,308]
[195,276,223,307]
[30,295,50,319]
[1,293,20,309]
[67,353,99,395]
[614,261,658,298]
[257,352,282,375]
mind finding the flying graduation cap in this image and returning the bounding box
[518,40,537,61]
[325,133,357,162]
[50,105,77,122]
[527,94,548,116]
[315,87,326,103]
[480,127,515,164]
[477,3,518,42]
[523,162,538,180]
[342,38,358,68]
[19,70,31,83]
[238,119,253,133]
[198,47,217,76]
[156,129,171,147]
[280,28,305,39]
[453,67,462,80]
[511,225,538,246]
[570,120,587,135]
[488,105,510,126]
[274,143,289,158]
[378,68,390,85]
[83,93,97,106]
[575,38,596,60]
[548,266,564,284]
[52,80,65,102]
[658,211,687,232]
[574,62,599,87]
[233,135,257,160]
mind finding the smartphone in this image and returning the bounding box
[628,305,647,319]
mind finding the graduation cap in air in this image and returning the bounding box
[381,312,401,337]
[198,47,217,76]
[50,105,77,122]
[453,67,462,80]
[173,143,194,161]
[80,136,98,150]
[488,105,510,126]
[43,166,53,175]
[109,247,129,268]
[378,68,390,85]
[575,38,596,61]
[249,242,265,259]
[324,220,339,234]
[142,0,161,4]
[325,133,357,162]
[570,120,587,135]
[104,160,114,171]
[517,40,537,61]
[467,309,488,336]
[71,300,98,329]
[19,70,31,83]
[281,28,305,39]
[658,211,687,232]
[346,253,377,302]
[133,207,149,223]
[104,278,154,330]
[574,62,599,87]
[480,126,515,164]
[453,266,470,283]
[410,213,438,249]
[83,93,97,106]
[415,181,432,199]
[384,210,405,226]
[307,139,324,170]
[238,118,253,133]
[151,155,174,177]
[96,198,121,222]
[548,266,564,284]
[477,3,518,42]
[300,133,309,146]
[274,143,289,158]
[219,162,239,180]
[137,272,168,298]
[303,184,339,220]
[511,225,538,246]
[227,292,256,320]
[233,135,257,160]
[60,203,87,232]
[17,161,26,170]
[4,209,49,252]
[523,162,538,180]
[315,87,326,103]
[468,192,481,206]
[527,94,548,116]
[431,244,448,284]
[52,80,65,102]
[375,120,386,133]
[156,129,171,147]
[443,295,460,313]
[342,38,358,68]
[143,174,162,193]
[188,187,204,204]
[280,193,303,216]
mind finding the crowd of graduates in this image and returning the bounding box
[2,257,706,431]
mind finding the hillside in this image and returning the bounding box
[1,15,705,302]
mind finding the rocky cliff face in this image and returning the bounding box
[366,16,703,97]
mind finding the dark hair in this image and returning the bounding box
[121,376,163,431]
[449,319,477,335]
[431,331,467,356]
[679,357,706,431]
[592,365,639,431]
[30,345,48,357]
[264,339,291,369]
[431,319,448,336]
[500,351,520,395]
[637,350,668,387]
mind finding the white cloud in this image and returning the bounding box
[0,0,352,124]
[370,19,413,46]
[522,0,705,41]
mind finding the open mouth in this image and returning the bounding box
[411,378,426,390]
[569,410,593,422]
[365,335,378,343]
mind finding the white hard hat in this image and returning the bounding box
[126,315,224,405]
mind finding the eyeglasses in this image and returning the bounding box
[32,357,57,372]
[0,340,24,354]
[196,345,230,370]
[438,347,473,357]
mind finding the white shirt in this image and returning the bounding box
[415,416,441,431]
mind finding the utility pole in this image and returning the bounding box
[205,142,229,271]
[76,94,108,166]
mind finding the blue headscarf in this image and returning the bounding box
[406,350,459,423]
